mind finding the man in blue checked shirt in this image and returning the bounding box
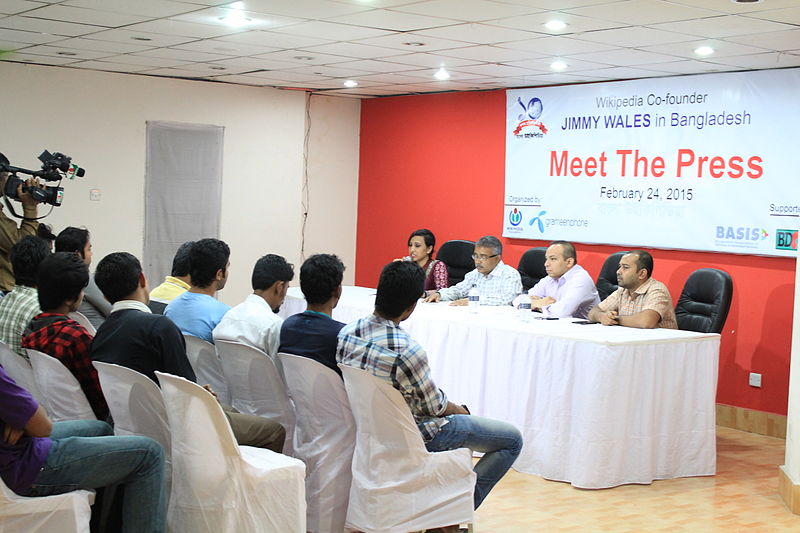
[337,261,522,514]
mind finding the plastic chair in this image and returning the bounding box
[0,341,45,406]
[27,349,96,422]
[517,246,548,292]
[339,364,474,533]
[279,353,355,533]
[0,476,95,533]
[155,371,306,533]
[67,311,96,335]
[675,268,734,333]
[436,239,476,287]
[182,334,230,406]
[216,340,295,456]
[596,251,628,301]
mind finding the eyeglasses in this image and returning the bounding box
[472,253,498,262]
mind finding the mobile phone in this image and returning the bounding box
[573,320,595,325]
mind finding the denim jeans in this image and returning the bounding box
[425,414,523,509]
[23,420,166,533]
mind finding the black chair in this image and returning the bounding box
[675,268,733,333]
[595,251,628,301]
[436,240,475,287]
[517,247,547,292]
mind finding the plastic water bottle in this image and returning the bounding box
[468,286,480,313]
[518,296,531,322]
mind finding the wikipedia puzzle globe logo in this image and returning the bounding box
[509,208,523,226]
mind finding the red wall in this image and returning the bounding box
[356,90,795,416]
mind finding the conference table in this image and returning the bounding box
[280,286,720,489]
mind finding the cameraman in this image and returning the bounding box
[0,153,39,294]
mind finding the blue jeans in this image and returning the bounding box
[23,420,166,533]
[425,415,523,509]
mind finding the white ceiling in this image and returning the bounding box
[1,0,799,98]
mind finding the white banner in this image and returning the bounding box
[504,68,800,257]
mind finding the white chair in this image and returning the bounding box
[279,353,355,533]
[27,349,96,422]
[155,371,306,533]
[0,477,95,533]
[182,334,230,406]
[339,364,475,533]
[0,342,45,407]
[67,311,96,335]
[216,340,295,455]
[93,361,172,497]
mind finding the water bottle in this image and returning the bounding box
[468,286,480,313]
[518,295,531,322]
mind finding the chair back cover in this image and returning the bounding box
[340,364,474,533]
[216,340,295,455]
[436,239,476,287]
[279,353,354,533]
[517,247,548,292]
[27,349,96,422]
[596,251,628,301]
[156,371,306,533]
[0,476,94,533]
[0,342,43,406]
[182,334,230,406]
[67,311,96,335]
[675,268,734,333]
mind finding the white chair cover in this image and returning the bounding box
[27,349,96,422]
[0,477,94,533]
[339,364,475,533]
[279,353,355,533]
[67,311,96,335]
[155,371,306,533]
[0,342,45,407]
[93,361,172,496]
[182,334,230,406]
[216,340,295,455]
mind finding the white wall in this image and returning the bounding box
[0,62,360,304]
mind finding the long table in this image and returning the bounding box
[280,286,720,489]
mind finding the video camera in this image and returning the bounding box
[0,150,85,207]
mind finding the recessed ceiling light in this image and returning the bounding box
[694,46,715,57]
[219,2,252,27]
[402,41,426,47]
[343,79,358,88]
[544,20,567,32]
[550,60,567,71]
[434,67,450,80]
[56,51,77,56]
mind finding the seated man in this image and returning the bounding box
[91,252,286,453]
[426,235,521,306]
[149,241,194,312]
[338,261,522,514]
[0,236,50,357]
[22,252,108,420]
[279,254,346,375]
[213,254,294,357]
[0,365,166,533]
[588,250,677,329]
[165,238,231,343]
[55,227,111,329]
[513,240,599,319]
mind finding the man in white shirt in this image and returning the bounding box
[426,235,521,306]
[212,254,294,356]
[515,241,599,319]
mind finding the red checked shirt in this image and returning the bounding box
[22,313,109,420]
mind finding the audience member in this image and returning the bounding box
[279,254,345,375]
[0,152,40,294]
[22,252,108,420]
[92,252,286,452]
[165,238,231,343]
[395,229,448,291]
[55,226,111,329]
[0,236,50,357]
[36,223,56,251]
[588,250,677,329]
[213,254,293,356]
[150,241,193,304]
[514,241,600,319]
[338,261,522,514]
[426,235,521,306]
[0,365,166,533]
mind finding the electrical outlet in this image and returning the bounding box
[749,372,762,388]
[89,188,101,201]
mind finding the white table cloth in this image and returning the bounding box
[281,286,720,489]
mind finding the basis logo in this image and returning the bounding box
[509,208,522,226]
[715,226,767,241]
[529,210,547,233]
[776,229,798,251]
[513,96,548,138]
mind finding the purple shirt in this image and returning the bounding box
[528,264,600,319]
[0,366,51,494]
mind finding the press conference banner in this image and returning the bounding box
[504,68,800,257]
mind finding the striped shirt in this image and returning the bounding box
[337,314,448,441]
[437,260,522,306]
[0,286,40,358]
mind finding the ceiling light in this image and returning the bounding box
[434,67,450,80]
[544,20,567,32]
[550,60,567,71]
[219,2,252,28]
[402,42,426,47]
[694,46,715,57]
[343,79,358,88]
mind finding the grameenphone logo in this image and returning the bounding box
[513,96,548,138]
[509,208,523,226]
[529,210,547,233]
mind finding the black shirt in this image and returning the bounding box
[278,311,345,376]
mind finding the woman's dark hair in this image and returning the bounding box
[37,252,89,311]
[374,261,424,319]
[408,228,436,256]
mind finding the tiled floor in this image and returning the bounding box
[474,427,800,532]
